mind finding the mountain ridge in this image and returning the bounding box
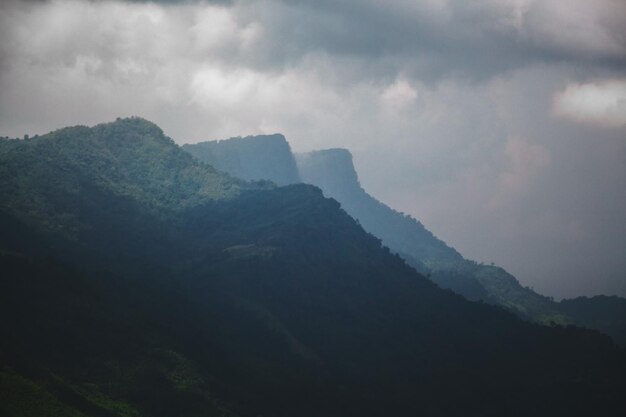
[185,134,626,344]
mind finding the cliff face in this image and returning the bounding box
[183,134,301,186]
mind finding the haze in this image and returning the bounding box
[1,0,625,298]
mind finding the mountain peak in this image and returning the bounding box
[107,116,163,132]
[0,118,242,237]
[183,133,301,186]
[31,117,173,151]
[95,116,172,145]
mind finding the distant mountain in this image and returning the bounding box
[295,148,626,343]
[2,118,625,417]
[183,134,300,186]
[295,149,561,313]
[184,135,626,345]
[295,149,483,299]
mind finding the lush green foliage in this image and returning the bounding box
[1,118,625,416]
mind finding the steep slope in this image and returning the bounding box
[1,118,625,417]
[295,149,608,323]
[296,149,626,343]
[184,140,484,299]
[294,150,468,279]
[183,136,624,344]
[182,134,300,186]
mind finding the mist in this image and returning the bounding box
[1,0,625,298]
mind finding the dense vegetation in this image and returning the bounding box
[1,118,625,416]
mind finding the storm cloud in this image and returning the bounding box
[1,0,625,298]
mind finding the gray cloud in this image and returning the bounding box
[237,0,626,79]
[0,0,625,298]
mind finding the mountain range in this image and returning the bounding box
[184,134,626,345]
[1,118,625,417]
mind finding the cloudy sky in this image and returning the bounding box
[1,0,625,298]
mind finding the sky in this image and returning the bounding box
[1,0,625,299]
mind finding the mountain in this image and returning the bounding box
[2,118,625,417]
[182,134,300,186]
[295,149,559,311]
[184,135,626,344]
[295,149,483,298]
[294,148,626,342]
